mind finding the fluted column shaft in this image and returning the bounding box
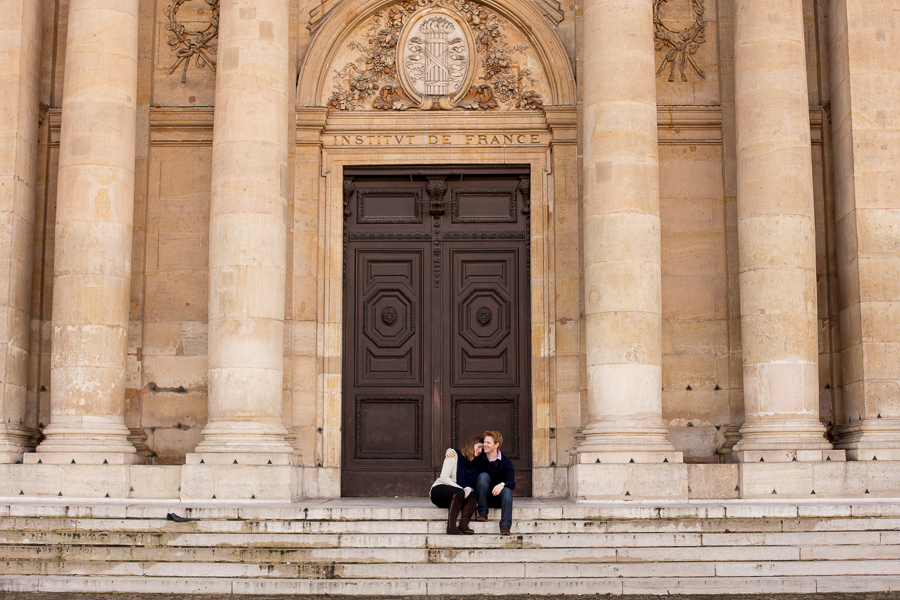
[31,0,140,462]
[576,0,677,459]
[0,0,41,463]
[731,0,830,453]
[190,0,295,462]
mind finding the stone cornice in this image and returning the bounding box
[149,107,214,145]
[657,106,723,144]
[85,105,829,147]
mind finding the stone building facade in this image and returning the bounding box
[0,0,897,500]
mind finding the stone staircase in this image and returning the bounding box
[2,498,900,595]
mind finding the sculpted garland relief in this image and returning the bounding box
[327,1,546,111]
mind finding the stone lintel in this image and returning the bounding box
[181,464,303,501]
[0,451,24,464]
[185,452,300,466]
[572,451,684,465]
[845,449,900,461]
[22,452,143,465]
[727,450,846,464]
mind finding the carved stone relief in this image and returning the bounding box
[402,13,471,98]
[653,0,706,82]
[164,0,219,83]
[327,0,547,111]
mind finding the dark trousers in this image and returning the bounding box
[475,472,513,527]
[430,484,465,509]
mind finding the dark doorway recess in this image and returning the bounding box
[341,165,532,497]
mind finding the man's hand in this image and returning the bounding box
[464,488,471,498]
[492,483,504,496]
[445,448,456,458]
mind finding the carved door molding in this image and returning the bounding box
[341,166,532,497]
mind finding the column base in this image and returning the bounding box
[573,422,680,460]
[33,417,139,460]
[732,420,833,453]
[834,419,900,461]
[181,464,303,501]
[0,424,34,463]
[190,421,299,464]
[568,462,688,500]
[727,449,846,463]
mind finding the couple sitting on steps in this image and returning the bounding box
[428,430,515,536]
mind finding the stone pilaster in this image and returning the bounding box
[729,0,835,461]
[187,0,297,469]
[26,0,140,464]
[829,0,900,460]
[0,0,42,463]
[572,0,680,468]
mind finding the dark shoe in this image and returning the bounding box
[500,525,511,536]
[476,512,488,522]
[458,496,477,534]
[446,494,464,535]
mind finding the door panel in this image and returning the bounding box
[356,250,424,386]
[449,248,518,386]
[342,168,531,497]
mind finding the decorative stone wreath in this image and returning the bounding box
[653,0,706,82]
[164,0,219,83]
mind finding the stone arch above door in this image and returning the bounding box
[296,0,575,108]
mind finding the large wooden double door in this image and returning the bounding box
[341,166,532,497]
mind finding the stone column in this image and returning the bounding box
[573,0,679,464]
[829,0,900,460]
[730,0,833,459]
[0,0,41,463]
[28,0,140,463]
[188,0,296,466]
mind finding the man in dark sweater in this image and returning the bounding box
[475,430,514,535]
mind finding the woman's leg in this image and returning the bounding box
[446,492,464,535]
[458,494,477,534]
[430,484,455,508]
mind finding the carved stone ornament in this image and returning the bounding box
[327,0,544,111]
[398,10,474,105]
[381,306,399,326]
[653,0,706,82]
[164,0,219,83]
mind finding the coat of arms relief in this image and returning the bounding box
[326,0,546,111]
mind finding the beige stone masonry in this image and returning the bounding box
[729,0,832,458]
[188,0,298,467]
[573,0,680,464]
[28,0,140,464]
[0,0,42,462]
[829,0,900,460]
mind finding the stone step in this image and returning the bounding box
[5,559,900,579]
[0,529,890,548]
[4,543,898,564]
[4,516,900,534]
[6,501,900,521]
[3,575,900,595]
[0,544,430,563]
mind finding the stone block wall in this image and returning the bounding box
[10,0,882,478]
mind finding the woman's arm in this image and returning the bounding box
[439,455,457,479]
